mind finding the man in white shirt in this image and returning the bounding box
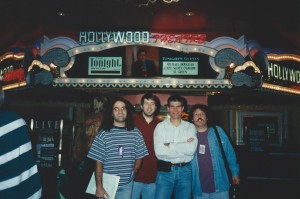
[154,94,198,199]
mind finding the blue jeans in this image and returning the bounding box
[155,164,192,199]
[115,181,133,199]
[193,191,229,199]
[131,181,156,199]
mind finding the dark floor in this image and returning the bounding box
[234,146,300,199]
[44,147,300,199]
[236,178,300,199]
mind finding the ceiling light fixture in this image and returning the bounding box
[137,0,180,7]
[163,0,180,3]
[185,11,195,16]
[57,11,66,17]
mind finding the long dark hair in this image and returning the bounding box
[102,97,135,131]
[188,104,215,127]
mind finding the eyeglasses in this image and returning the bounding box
[113,107,127,112]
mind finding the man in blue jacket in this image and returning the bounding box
[189,104,240,199]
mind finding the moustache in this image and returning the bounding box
[196,118,204,122]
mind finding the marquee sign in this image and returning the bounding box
[78,31,206,45]
[263,53,300,92]
[1,31,300,94]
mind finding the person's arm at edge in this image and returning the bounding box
[95,161,109,198]
[133,158,143,178]
[218,126,240,185]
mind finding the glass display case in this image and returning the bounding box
[236,111,287,151]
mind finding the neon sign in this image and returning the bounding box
[79,31,150,44]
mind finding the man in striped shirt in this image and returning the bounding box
[0,83,42,199]
[88,97,148,199]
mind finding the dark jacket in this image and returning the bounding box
[131,60,158,77]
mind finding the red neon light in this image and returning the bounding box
[3,68,25,83]
[152,33,206,44]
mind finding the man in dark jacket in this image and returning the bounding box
[131,48,158,77]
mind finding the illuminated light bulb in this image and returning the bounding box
[185,12,195,16]
[229,62,235,68]
[50,63,58,69]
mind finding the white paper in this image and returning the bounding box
[86,172,120,199]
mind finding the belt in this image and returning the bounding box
[171,162,190,167]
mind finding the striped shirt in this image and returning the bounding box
[0,110,42,199]
[88,126,148,186]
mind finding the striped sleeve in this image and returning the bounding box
[87,130,106,163]
[0,110,42,199]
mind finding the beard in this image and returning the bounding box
[143,110,154,118]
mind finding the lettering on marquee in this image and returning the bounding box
[268,63,300,83]
[88,57,122,75]
[79,31,150,44]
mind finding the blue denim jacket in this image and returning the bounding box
[191,126,240,197]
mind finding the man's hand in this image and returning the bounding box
[232,176,240,185]
[187,137,194,142]
[96,186,109,198]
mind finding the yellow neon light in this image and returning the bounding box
[267,54,300,62]
[234,61,261,73]
[0,52,25,63]
[262,83,300,95]
[2,81,27,90]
